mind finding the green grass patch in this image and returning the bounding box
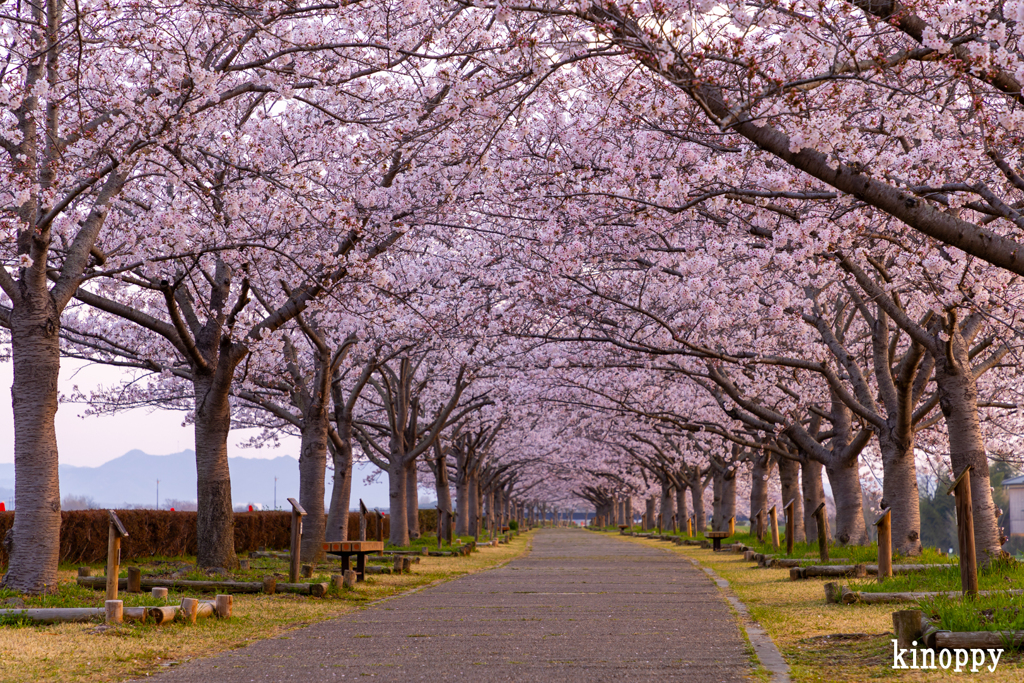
[851,556,1024,594]
[920,592,1024,632]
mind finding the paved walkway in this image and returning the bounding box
[145,530,751,682]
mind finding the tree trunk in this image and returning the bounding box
[405,460,419,539]
[802,458,825,544]
[325,436,352,542]
[659,484,674,527]
[645,496,656,530]
[298,406,328,563]
[193,373,238,569]
[877,430,922,555]
[433,450,452,542]
[714,466,737,532]
[387,460,409,546]
[691,479,707,531]
[455,469,469,536]
[934,331,1003,564]
[826,456,868,545]
[2,294,62,593]
[467,472,479,537]
[750,454,771,530]
[778,456,804,543]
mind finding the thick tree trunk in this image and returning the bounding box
[659,484,674,527]
[467,472,479,537]
[645,496,656,530]
[387,460,409,546]
[433,452,452,542]
[405,460,419,539]
[690,479,707,531]
[802,459,825,544]
[455,471,469,536]
[826,457,868,545]
[750,455,771,530]
[193,374,237,569]
[2,294,62,593]
[877,430,922,555]
[298,406,329,563]
[325,437,353,543]
[675,487,687,529]
[474,478,483,539]
[778,457,805,543]
[935,334,1003,564]
[713,466,737,532]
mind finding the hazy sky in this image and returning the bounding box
[0,358,304,466]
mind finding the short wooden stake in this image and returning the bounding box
[127,566,142,593]
[812,503,829,562]
[78,567,92,578]
[180,597,199,625]
[262,576,277,594]
[105,510,128,602]
[214,594,233,618]
[239,559,250,570]
[300,564,313,579]
[402,557,412,573]
[769,505,780,550]
[151,586,169,600]
[359,499,368,542]
[893,609,924,650]
[784,499,795,556]
[393,557,404,575]
[105,599,123,625]
[875,508,892,582]
[343,570,357,589]
[687,515,693,537]
[947,466,979,596]
[288,497,307,584]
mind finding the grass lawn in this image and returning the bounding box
[0,531,532,682]
[605,530,1024,682]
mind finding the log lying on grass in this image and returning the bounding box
[0,595,233,626]
[0,608,104,623]
[790,563,953,579]
[77,576,328,596]
[839,587,1024,604]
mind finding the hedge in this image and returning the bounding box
[0,507,441,566]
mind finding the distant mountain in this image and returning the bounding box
[0,449,390,510]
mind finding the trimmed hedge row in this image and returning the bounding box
[0,507,441,566]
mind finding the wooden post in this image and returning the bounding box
[784,499,795,555]
[755,508,765,543]
[769,505,780,550]
[377,513,385,543]
[875,508,892,582]
[287,497,307,584]
[343,570,357,588]
[180,597,199,625]
[446,511,455,546]
[393,557,404,575]
[106,511,128,602]
[151,587,169,600]
[214,594,233,619]
[947,466,979,596]
[300,564,313,579]
[77,567,91,578]
[893,610,924,650]
[671,513,677,534]
[359,499,368,542]
[105,599,123,625]
[127,566,142,593]
[262,576,277,594]
[813,503,829,562]
[728,516,736,537]
[687,515,694,537]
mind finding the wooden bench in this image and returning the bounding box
[323,541,384,582]
[705,531,732,551]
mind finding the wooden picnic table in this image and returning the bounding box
[323,541,384,581]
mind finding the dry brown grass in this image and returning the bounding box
[608,532,1024,682]
[0,533,532,683]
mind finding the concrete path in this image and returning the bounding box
[144,530,752,682]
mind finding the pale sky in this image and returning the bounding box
[0,358,303,466]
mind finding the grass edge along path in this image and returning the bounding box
[601,530,1024,682]
[0,532,533,683]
